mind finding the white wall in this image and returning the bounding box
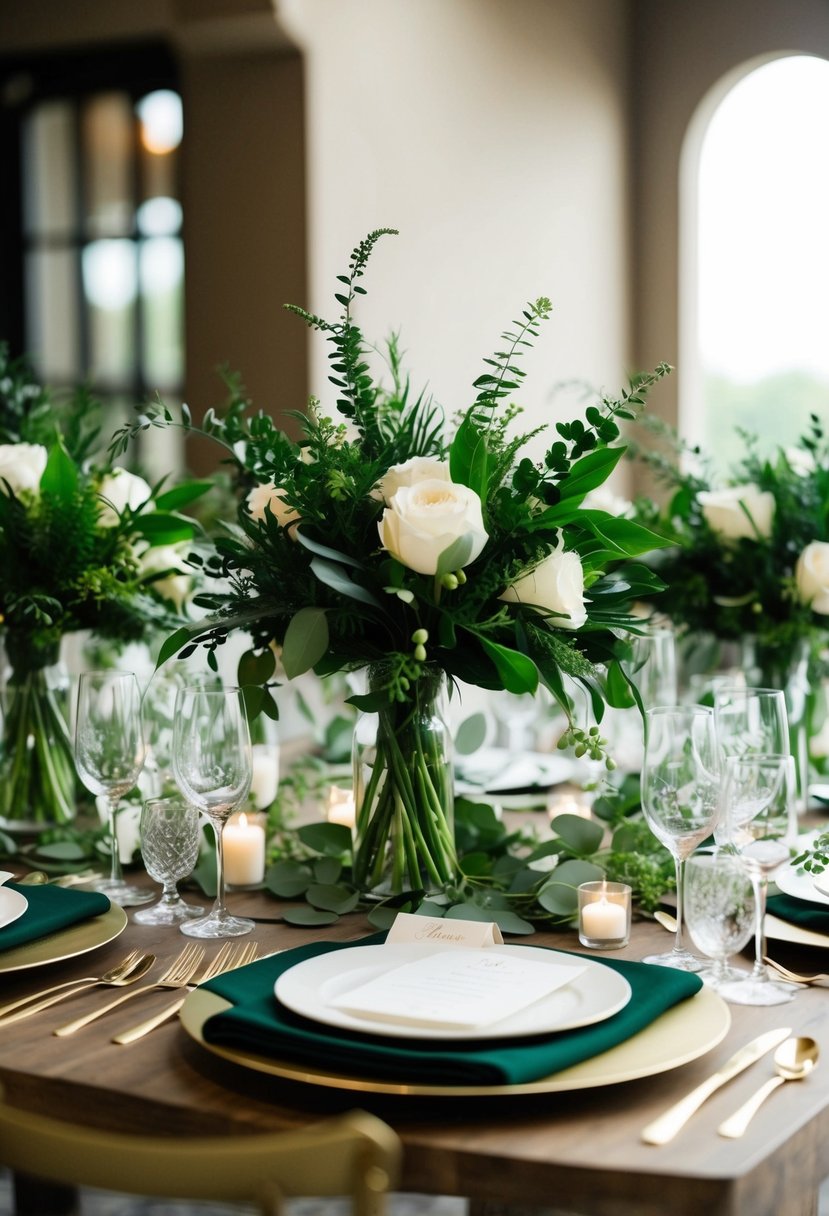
[276,0,633,469]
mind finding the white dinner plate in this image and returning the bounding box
[275,943,632,1041]
[775,853,829,908]
[0,886,28,932]
[455,748,577,794]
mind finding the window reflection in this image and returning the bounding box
[83,93,133,238]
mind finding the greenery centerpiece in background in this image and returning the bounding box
[0,345,210,830]
[116,229,671,908]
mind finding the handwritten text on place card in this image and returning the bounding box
[385,912,504,948]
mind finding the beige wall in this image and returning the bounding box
[278,0,634,475]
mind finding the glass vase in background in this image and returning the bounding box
[0,641,77,831]
[352,663,456,897]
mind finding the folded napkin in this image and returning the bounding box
[767,893,829,935]
[0,883,111,953]
[201,936,702,1086]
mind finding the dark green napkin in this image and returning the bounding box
[0,883,111,953]
[201,936,702,1086]
[767,893,829,934]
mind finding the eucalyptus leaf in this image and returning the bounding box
[537,859,604,915]
[33,840,88,861]
[306,883,359,913]
[310,557,384,609]
[454,711,489,756]
[491,909,536,936]
[444,902,496,922]
[282,906,340,927]
[549,813,605,855]
[313,856,342,885]
[238,648,277,687]
[281,607,329,679]
[266,860,312,899]
[297,821,352,857]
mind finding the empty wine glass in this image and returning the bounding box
[172,686,254,938]
[717,753,798,1006]
[133,797,205,925]
[640,705,721,970]
[74,671,152,907]
[684,851,755,991]
[491,690,539,752]
[714,686,789,759]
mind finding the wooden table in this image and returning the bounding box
[0,877,827,1216]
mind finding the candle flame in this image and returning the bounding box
[238,812,249,829]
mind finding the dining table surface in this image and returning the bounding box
[0,843,828,1216]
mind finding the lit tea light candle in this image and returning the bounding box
[578,879,631,949]
[327,785,356,829]
[223,812,266,886]
[547,788,592,821]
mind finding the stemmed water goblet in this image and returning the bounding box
[640,705,721,970]
[133,797,205,925]
[74,670,153,907]
[717,753,798,1005]
[172,685,254,938]
[683,850,755,991]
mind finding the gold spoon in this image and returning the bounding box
[0,952,156,1024]
[654,910,678,933]
[717,1036,819,1138]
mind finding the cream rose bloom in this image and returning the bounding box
[0,442,47,497]
[697,484,775,541]
[500,547,588,630]
[139,544,191,610]
[246,482,301,531]
[98,468,152,526]
[378,479,488,575]
[795,541,829,615]
[374,456,451,504]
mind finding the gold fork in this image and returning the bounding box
[111,941,259,1045]
[763,956,829,985]
[0,952,155,1024]
[53,943,205,1037]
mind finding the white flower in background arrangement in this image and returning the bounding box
[139,544,192,610]
[795,540,829,614]
[98,468,153,526]
[373,456,451,504]
[697,483,775,541]
[500,543,588,630]
[379,479,488,575]
[0,442,47,497]
[246,482,301,531]
[582,485,633,517]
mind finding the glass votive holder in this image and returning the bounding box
[578,880,631,949]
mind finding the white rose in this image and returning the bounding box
[582,486,633,517]
[373,456,451,504]
[0,442,47,497]
[378,479,488,575]
[98,468,152,526]
[500,548,588,630]
[795,541,829,615]
[139,544,191,609]
[246,482,301,531]
[697,484,775,541]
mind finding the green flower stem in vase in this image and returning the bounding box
[741,636,810,816]
[352,664,457,896]
[0,645,77,829]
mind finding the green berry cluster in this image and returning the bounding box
[556,724,617,771]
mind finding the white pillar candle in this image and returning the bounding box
[250,745,279,810]
[578,879,631,948]
[223,812,266,886]
[327,785,356,829]
[581,897,627,940]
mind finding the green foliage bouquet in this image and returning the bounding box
[0,347,210,827]
[119,229,670,896]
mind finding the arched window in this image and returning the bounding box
[682,54,829,466]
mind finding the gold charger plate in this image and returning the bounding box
[180,984,730,1097]
[0,903,127,974]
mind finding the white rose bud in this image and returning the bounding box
[98,468,153,527]
[378,479,488,575]
[246,482,301,532]
[0,442,48,497]
[697,483,775,541]
[795,540,829,615]
[500,547,588,630]
[373,456,451,504]
[139,544,191,610]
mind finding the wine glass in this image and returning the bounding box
[714,686,789,759]
[172,686,254,938]
[74,671,153,907]
[133,797,205,925]
[607,626,679,773]
[717,753,798,1006]
[683,851,755,991]
[640,705,721,969]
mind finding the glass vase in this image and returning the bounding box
[0,652,77,830]
[740,636,810,816]
[352,664,457,897]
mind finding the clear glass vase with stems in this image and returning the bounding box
[0,641,77,831]
[352,663,457,897]
[740,636,811,815]
[74,670,153,906]
[172,685,254,938]
[640,704,721,970]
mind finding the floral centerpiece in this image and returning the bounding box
[0,346,210,828]
[117,229,670,897]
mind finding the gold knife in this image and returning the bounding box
[641,1027,792,1145]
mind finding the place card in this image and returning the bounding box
[330,947,586,1030]
[386,911,504,948]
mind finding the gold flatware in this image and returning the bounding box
[112,941,259,1045]
[654,910,678,933]
[0,951,154,1024]
[763,956,829,985]
[53,943,205,1037]
[641,1027,793,1145]
[717,1036,819,1138]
